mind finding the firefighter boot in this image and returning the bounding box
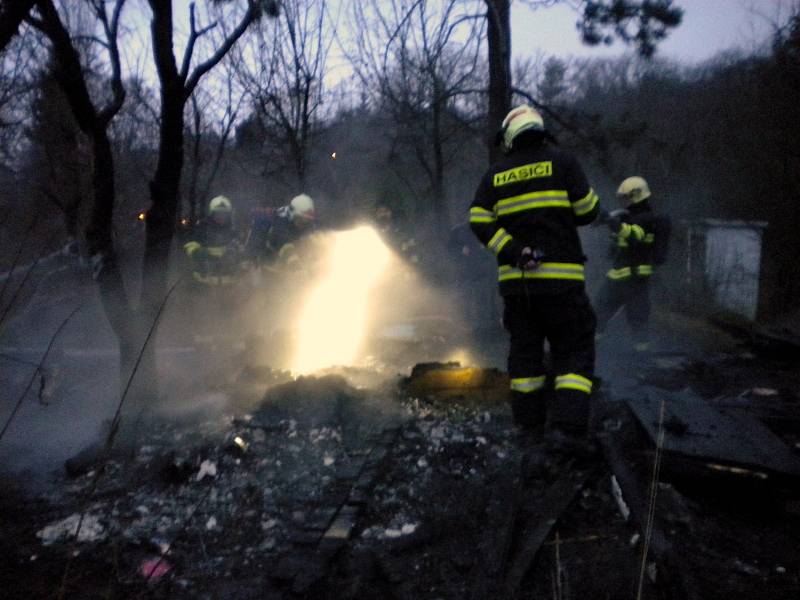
[510,391,547,430]
[547,388,590,437]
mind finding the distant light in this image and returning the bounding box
[180,218,189,226]
[292,226,392,374]
[330,151,337,160]
[138,212,146,222]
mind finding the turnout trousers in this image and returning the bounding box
[594,277,651,347]
[503,286,596,433]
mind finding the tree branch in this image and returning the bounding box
[179,3,218,82]
[97,0,127,126]
[184,0,260,97]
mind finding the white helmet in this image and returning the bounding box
[289,194,315,223]
[208,195,233,213]
[501,105,545,152]
[617,176,651,206]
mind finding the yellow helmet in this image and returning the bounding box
[501,105,545,152]
[289,194,315,222]
[208,195,233,213]
[616,176,651,206]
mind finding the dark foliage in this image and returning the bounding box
[580,0,683,57]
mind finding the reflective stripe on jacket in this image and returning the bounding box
[184,220,241,286]
[469,142,599,296]
[607,200,657,281]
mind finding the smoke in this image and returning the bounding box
[0,221,501,489]
[291,226,392,374]
[235,224,491,378]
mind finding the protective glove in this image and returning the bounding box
[517,247,545,271]
[598,209,628,234]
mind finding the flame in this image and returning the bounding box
[138,212,146,221]
[291,226,392,374]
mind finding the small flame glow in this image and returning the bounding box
[445,348,474,367]
[291,226,392,374]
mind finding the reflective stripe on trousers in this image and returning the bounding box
[554,373,593,394]
[499,262,584,282]
[510,375,546,393]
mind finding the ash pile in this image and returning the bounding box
[2,356,800,599]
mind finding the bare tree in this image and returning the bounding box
[142,0,272,323]
[22,0,138,393]
[23,65,90,239]
[0,25,38,171]
[234,0,333,191]
[3,1,275,407]
[485,0,510,163]
[184,60,242,224]
[109,75,159,219]
[348,0,486,228]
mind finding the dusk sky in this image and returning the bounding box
[114,1,790,91]
[511,0,784,63]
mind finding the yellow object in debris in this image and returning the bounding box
[405,364,509,404]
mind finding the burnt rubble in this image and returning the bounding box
[2,354,800,599]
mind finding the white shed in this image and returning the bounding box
[687,219,767,320]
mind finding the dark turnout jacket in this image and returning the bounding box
[183,220,241,285]
[246,206,305,264]
[607,200,670,281]
[469,141,600,296]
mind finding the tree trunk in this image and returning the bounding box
[88,127,138,398]
[142,92,183,317]
[486,0,511,164]
[64,193,80,239]
[137,89,184,406]
[32,0,141,457]
[187,97,202,224]
[432,89,447,231]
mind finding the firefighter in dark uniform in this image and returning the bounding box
[184,195,241,285]
[373,199,418,264]
[245,193,316,269]
[595,176,670,352]
[183,195,244,345]
[469,105,600,435]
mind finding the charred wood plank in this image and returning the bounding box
[598,430,701,600]
[709,316,800,358]
[468,457,523,600]
[627,388,800,480]
[716,403,800,434]
[503,465,593,597]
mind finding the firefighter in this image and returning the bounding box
[246,193,316,269]
[182,195,245,347]
[469,105,600,435]
[373,199,418,263]
[594,176,670,352]
[183,195,242,286]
